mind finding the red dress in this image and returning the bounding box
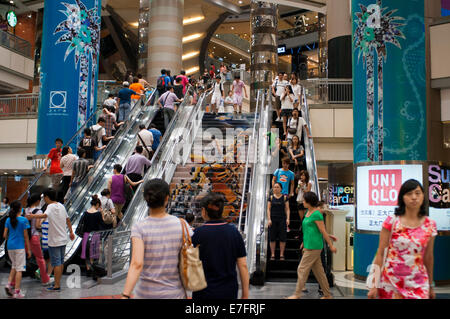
[379,216,437,299]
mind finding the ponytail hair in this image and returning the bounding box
[90,195,101,207]
[200,192,225,220]
[8,200,22,229]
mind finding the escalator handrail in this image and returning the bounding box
[238,90,261,233]
[301,87,320,199]
[64,89,156,208]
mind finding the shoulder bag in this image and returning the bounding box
[179,218,207,292]
[366,216,397,289]
[123,175,134,202]
[288,118,299,135]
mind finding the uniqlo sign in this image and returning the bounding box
[368,169,402,206]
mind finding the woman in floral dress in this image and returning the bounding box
[368,179,437,299]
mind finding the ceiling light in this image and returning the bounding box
[231,27,234,30]
[182,51,200,60]
[186,66,200,75]
[183,16,205,25]
[183,33,204,43]
[130,22,139,28]
[238,1,243,4]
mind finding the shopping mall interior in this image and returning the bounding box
[0,0,449,301]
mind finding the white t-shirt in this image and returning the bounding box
[273,79,289,97]
[291,84,302,101]
[46,202,69,247]
[60,154,77,176]
[138,130,154,150]
[225,96,234,105]
[213,82,223,96]
[281,93,295,110]
[91,124,106,148]
[288,116,307,140]
[103,98,117,108]
[101,196,115,212]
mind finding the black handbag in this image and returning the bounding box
[123,175,134,202]
[75,212,87,237]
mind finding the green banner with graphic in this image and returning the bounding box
[352,0,427,163]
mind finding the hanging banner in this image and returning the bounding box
[36,0,101,155]
[352,0,427,163]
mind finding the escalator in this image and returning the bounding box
[244,88,324,285]
[63,87,198,264]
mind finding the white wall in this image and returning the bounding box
[442,89,450,122]
[430,22,450,80]
[0,146,35,170]
[315,142,354,162]
[0,118,37,144]
[0,45,34,91]
[310,108,353,138]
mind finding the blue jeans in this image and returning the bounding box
[49,245,66,267]
[118,103,131,122]
[93,149,102,161]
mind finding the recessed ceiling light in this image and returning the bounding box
[183,16,205,25]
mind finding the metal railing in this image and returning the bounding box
[213,33,250,53]
[302,78,353,104]
[0,30,32,58]
[0,93,39,117]
[278,22,320,40]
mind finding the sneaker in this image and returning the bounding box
[4,285,13,297]
[13,290,25,299]
[46,286,61,292]
[42,278,54,286]
[35,269,41,280]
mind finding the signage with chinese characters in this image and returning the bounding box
[356,164,423,231]
[428,164,450,231]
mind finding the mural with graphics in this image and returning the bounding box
[352,0,427,163]
[36,0,101,155]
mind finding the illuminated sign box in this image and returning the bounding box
[429,164,450,231]
[356,164,423,232]
[278,45,286,54]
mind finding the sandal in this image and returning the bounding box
[280,256,285,261]
[270,256,275,261]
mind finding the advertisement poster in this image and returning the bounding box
[36,0,101,155]
[356,164,423,231]
[328,184,354,206]
[352,0,427,163]
[429,164,450,231]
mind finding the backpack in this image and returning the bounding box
[157,76,166,91]
[90,125,103,146]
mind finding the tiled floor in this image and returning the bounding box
[0,270,449,299]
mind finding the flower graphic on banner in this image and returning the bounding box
[54,0,100,134]
[354,0,406,161]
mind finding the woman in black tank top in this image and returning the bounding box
[267,183,290,260]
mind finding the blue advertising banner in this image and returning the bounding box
[352,0,427,163]
[36,0,101,155]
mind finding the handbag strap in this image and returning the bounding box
[179,218,192,246]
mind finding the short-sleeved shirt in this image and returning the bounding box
[5,216,30,250]
[129,83,145,100]
[118,88,137,105]
[100,196,114,212]
[125,153,151,176]
[103,98,117,108]
[79,137,97,159]
[82,211,103,233]
[131,215,191,299]
[25,207,43,236]
[281,93,295,110]
[192,221,247,299]
[273,79,289,97]
[302,210,324,250]
[273,168,295,195]
[287,117,307,140]
[159,91,179,110]
[48,148,63,174]
[192,220,247,299]
[91,124,106,148]
[60,154,77,177]
[104,113,116,137]
[149,129,162,150]
[173,85,184,99]
[46,202,69,247]
[233,80,245,96]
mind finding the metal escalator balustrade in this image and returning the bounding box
[63,90,160,262]
[86,88,212,278]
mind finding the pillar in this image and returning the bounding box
[326,0,352,79]
[36,0,101,155]
[352,0,450,283]
[250,1,278,112]
[147,0,184,85]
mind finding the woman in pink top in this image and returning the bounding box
[231,75,247,115]
[368,179,437,299]
[107,164,142,221]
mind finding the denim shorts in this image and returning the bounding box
[49,245,66,267]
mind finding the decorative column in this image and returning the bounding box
[250,1,278,112]
[36,0,101,155]
[137,0,150,78]
[147,0,184,85]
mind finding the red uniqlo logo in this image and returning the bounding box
[369,169,402,206]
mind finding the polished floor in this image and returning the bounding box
[1,270,449,299]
